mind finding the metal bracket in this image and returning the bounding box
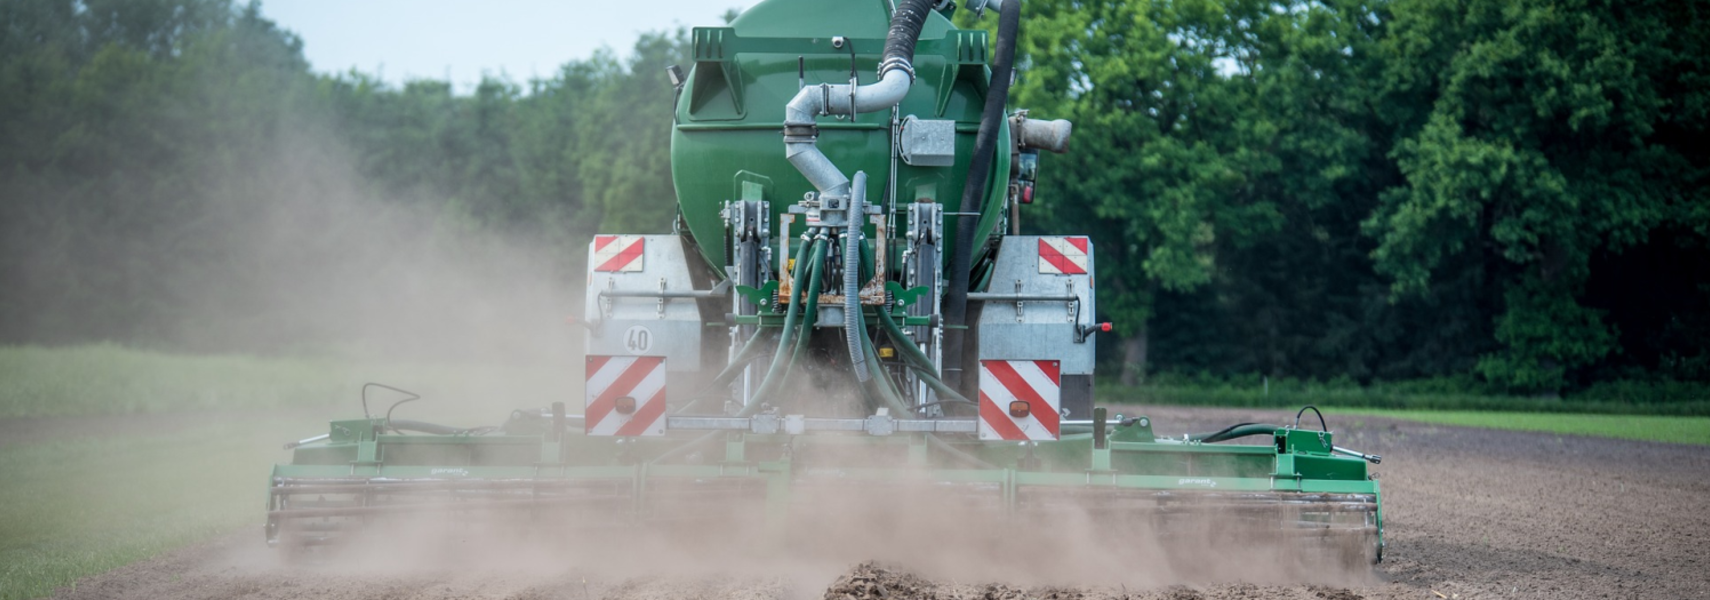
[864,412,896,436]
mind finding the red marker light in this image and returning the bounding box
[1100,322,1113,332]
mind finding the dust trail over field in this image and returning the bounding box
[270,472,1372,588]
[44,408,1710,600]
[3,101,586,371]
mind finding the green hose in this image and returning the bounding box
[858,310,915,416]
[874,307,937,375]
[709,328,779,390]
[874,307,974,406]
[747,237,826,413]
[741,235,821,416]
[777,241,826,392]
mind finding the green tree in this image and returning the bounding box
[1367,0,1710,392]
[1011,0,1385,384]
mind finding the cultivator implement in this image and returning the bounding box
[269,0,1385,568]
[269,408,1382,564]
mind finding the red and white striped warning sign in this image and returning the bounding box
[977,359,1061,441]
[593,235,646,272]
[1037,237,1089,275]
[584,355,666,436]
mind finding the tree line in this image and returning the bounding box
[1,0,1705,396]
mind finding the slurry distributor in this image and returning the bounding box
[268,0,1383,567]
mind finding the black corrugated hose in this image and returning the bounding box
[942,0,1021,397]
[881,0,936,79]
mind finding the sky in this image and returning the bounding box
[260,1,757,89]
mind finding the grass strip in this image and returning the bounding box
[0,415,323,600]
[1100,384,1710,416]
[1337,409,1710,446]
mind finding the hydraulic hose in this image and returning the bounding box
[853,285,915,416]
[846,171,870,382]
[742,235,820,416]
[1187,423,1279,443]
[783,240,827,384]
[875,307,974,406]
[768,237,829,400]
[710,328,779,390]
[862,324,915,416]
[942,0,1021,397]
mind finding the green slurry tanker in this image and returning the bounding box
[268,0,1383,564]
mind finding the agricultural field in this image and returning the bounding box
[0,346,572,600]
[4,347,1707,600]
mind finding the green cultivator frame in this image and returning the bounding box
[268,405,1383,563]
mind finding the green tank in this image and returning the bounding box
[670,0,1009,272]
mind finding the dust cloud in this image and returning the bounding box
[156,124,585,367]
[259,457,1376,597]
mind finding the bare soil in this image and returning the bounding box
[47,406,1710,600]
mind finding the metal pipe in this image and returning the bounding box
[966,292,1080,302]
[1333,446,1383,464]
[599,289,724,299]
[283,433,329,450]
[1059,419,1127,427]
[781,0,934,200]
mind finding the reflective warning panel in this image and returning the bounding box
[584,355,666,436]
[977,359,1061,441]
[593,235,646,272]
[1037,237,1089,274]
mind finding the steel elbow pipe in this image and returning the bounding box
[782,0,930,199]
[784,140,851,199]
[782,70,911,199]
[783,70,912,124]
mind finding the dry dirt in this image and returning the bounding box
[48,406,1710,600]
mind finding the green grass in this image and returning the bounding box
[0,417,321,600]
[1100,380,1710,416]
[1336,409,1710,446]
[0,344,577,599]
